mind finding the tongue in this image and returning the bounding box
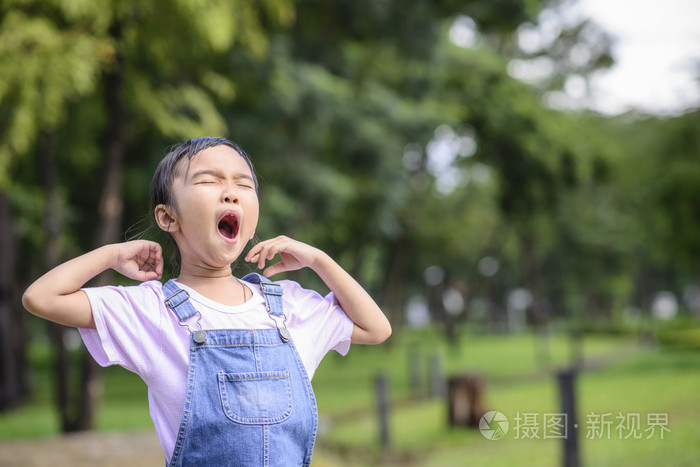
[218,220,234,238]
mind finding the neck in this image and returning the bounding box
[176,260,236,294]
[177,272,234,287]
[176,270,249,307]
[176,258,234,284]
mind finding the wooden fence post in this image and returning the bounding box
[557,368,581,467]
[375,373,391,450]
[447,374,486,428]
[429,353,446,398]
[408,347,423,399]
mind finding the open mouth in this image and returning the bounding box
[217,212,240,241]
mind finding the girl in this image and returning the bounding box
[22,137,392,466]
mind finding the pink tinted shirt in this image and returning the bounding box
[79,278,354,461]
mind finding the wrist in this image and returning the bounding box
[309,250,334,275]
[101,243,121,271]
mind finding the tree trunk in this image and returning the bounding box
[95,61,126,253]
[37,130,96,432]
[47,16,127,430]
[519,229,550,366]
[0,192,29,410]
[38,130,75,430]
[381,235,413,331]
[69,19,128,431]
[0,192,18,410]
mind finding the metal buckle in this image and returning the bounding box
[260,282,283,296]
[165,289,190,309]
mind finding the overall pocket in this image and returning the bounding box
[217,370,292,424]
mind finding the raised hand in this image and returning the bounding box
[23,240,164,329]
[112,240,164,281]
[245,234,391,345]
[245,236,322,278]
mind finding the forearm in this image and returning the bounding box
[246,235,392,344]
[30,245,116,296]
[311,252,392,345]
[22,245,117,327]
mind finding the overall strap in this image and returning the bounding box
[242,273,284,317]
[163,279,198,322]
[243,273,291,343]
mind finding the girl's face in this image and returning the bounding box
[156,145,259,274]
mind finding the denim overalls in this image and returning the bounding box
[162,273,318,466]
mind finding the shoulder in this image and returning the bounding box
[137,280,168,301]
[85,279,165,296]
[241,276,335,312]
[277,279,324,301]
[276,279,341,316]
[82,280,166,310]
[241,276,315,299]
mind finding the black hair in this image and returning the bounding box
[148,136,258,273]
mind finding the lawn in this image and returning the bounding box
[313,329,700,466]
[1,328,698,466]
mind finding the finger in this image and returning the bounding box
[140,243,163,279]
[135,262,159,281]
[150,244,163,275]
[247,236,285,259]
[148,268,162,280]
[125,267,149,282]
[258,251,268,270]
[150,241,162,258]
[257,244,277,269]
[263,261,287,278]
[154,257,163,277]
[150,252,163,278]
[245,244,262,262]
[145,271,160,281]
[138,270,160,281]
[255,247,266,269]
[251,248,265,269]
[247,240,273,263]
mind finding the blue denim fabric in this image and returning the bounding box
[163,276,318,466]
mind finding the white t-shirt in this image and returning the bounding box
[79,278,354,461]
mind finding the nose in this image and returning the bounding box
[222,185,239,204]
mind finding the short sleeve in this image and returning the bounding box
[318,291,354,356]
[279,280,354,378]
[78,281,167,377]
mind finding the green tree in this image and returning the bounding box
[1,0,293,427]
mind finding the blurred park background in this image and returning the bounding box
[0,0,699,465]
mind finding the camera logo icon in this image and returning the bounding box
[479,411,509,440]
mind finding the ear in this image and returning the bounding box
[155,204,180,233]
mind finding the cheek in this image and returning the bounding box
[245,200,260,233]
[248,207,260,229]
[172,189,208,220]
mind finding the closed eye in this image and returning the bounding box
[196,180,217,185]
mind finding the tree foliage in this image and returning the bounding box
[1,0,699,420]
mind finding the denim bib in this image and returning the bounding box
[163,274,318,466]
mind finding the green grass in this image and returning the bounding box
[312,328,628,419]
[313,331,700,466]
[1,328,698,466]
[0,337,151,439]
